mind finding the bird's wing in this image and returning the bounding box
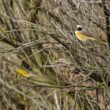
[80,30,94,38]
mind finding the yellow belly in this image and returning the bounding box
[75,31,95,41]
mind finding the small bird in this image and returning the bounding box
[75,25,97,41]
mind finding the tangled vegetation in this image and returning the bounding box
[0,0,110,110]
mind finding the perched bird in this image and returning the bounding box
[75,25,97,41]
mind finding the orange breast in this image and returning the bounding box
[75,31,90,41]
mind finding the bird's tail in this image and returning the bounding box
[89,37,106,45]
[89,37,97,41]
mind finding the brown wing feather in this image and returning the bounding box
[80,30,94,38]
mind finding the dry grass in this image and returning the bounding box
[0,0,110,110]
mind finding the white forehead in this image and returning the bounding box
[77,25,82,28]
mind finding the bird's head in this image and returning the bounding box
[76,25,83,31]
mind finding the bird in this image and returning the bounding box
[75,25,97,41]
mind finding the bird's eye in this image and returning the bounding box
[77,27,82,31]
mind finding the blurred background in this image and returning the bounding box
[0,0,110,110]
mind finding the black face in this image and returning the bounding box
[77,27,82,31]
